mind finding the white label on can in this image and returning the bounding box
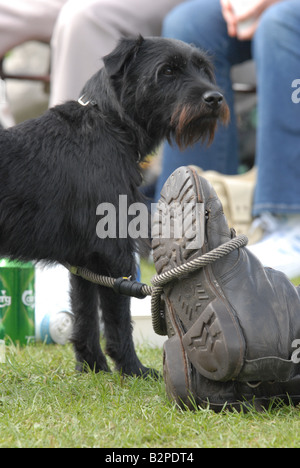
[0,290,11,308]
[22,290,35,308]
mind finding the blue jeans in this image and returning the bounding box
[155,0,300,215]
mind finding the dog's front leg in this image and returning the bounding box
[70,274,109,373]
[99,287,156,378]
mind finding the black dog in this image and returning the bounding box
[0,36,229,376]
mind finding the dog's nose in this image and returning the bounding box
[203,91,223,110]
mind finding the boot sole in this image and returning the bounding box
[153,166,245,382]
[163,335,194,409]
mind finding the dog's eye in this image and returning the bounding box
[161,66,175,76]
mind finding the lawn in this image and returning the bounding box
[1,342,300,449]
[0,263,299,449]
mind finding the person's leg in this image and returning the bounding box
[154,0,252,200]
[50,0,182,105]
[0,0,66,56]
[252,0,300,215]
[248,0,300,278]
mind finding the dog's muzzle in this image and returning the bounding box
[203,91,224,110]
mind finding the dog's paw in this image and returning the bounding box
[140,367,162,380]
[75,360,111,374]
[123,366,162,380]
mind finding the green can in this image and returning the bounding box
[0,259,35,345]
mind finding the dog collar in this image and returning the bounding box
[78,94,142,164]
[78,94,97,107]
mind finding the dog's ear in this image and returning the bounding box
[103,35,145,78]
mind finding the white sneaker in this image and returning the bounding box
[0,78,15,128]
[247,213,300,279]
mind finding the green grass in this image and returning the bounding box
[140,257,156,285]
[1,342,300,448]
[293,277,300,286]
[0,265,299,448]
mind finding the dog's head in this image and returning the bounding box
[102,36,229,149]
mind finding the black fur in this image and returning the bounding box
[0,36,229,376]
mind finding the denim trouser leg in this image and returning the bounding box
[252,0,300,215]
[154,0,252,201]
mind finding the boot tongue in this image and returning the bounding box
[198,176,232,245]
[199,176,240,274]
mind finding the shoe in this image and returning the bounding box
[163,335,300,411]
[0,78,15,128]
[248,213,300,279]
[152,166,300,409]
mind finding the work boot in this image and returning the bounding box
[152,166,300,409]
[163,334,300,411]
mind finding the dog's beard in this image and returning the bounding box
[170,100,230,150]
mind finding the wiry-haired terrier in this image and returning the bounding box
[0,36,229,377]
